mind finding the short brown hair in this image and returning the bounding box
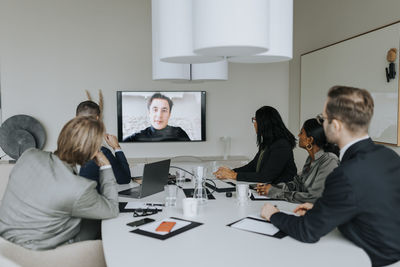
[76,100,101,118]
[147,93,173,111]
[326,86,374,133]
[55,116,104,166]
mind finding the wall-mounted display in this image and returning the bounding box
[117,91,206,142]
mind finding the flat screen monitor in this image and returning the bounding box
[117,91,206,142]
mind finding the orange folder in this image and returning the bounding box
[155,221,176,233]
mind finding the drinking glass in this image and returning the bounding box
[164,184,178,207]
[193,166,208,205]
[175,170,186,187]
[236,184,251,205]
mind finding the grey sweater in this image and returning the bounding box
[0,148,119,250]
[267,150,339,203]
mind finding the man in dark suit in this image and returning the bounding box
[76,101,131,190]
[261,86,400,267]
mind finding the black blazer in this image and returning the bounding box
[233,138,297,184]
[270,138,400,267]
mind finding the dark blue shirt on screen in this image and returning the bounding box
[123,125,190,142]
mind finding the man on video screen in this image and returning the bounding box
[123,93,190,142]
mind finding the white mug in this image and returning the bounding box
[236,184,251,204]
[182,198,198,217]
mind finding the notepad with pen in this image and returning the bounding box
[182,188,216,199]
[130,217,203,240]
[249,193,281,201]
[205,179,236,192]
[227,216,287,239]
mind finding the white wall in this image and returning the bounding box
[0,0,290,161]
[290,0,400,165]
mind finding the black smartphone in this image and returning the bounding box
[126,218,155,227]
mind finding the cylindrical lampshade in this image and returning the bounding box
[191,60,228,81]
[156,0,222,64]
[152,0,190,80]
[228,0,293,63]
[193,0,269,57]
[152,57,191,80]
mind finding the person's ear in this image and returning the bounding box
[307,136,314,145]
[331,119,342,132]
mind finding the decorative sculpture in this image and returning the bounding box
[0,115,46,159]
[385,48,397,82]
[85,89,104,119]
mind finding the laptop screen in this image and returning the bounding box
[119,159,171,198]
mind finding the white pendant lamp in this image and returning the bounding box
[156,0,222,64]
[229,0,293,63]
[151,0,293,81]
[193,0,270,57]
[192,60,228,81]
[152,0,190,80]
[152,56,190,80]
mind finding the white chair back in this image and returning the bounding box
[0,237,106,267]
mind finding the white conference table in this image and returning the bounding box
[102,181,370,267]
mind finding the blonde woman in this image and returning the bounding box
[0,116,119,250]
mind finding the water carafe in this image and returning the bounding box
[193,166,208,205]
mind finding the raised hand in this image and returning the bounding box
[104,134,121,150]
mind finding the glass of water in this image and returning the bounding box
[164,184,178,207]
[175,170,186,187]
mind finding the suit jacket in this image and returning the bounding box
[267,150,339,203]
[80,146,131,191]
[270,139,400,266]
[0,148,119,250]
[234,139,297,183]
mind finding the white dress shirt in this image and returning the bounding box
[339,135,370,161]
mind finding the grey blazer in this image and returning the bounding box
[0,148,119,250]
[267,150,339,203]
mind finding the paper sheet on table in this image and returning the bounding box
[125,202,163,209]
[230,217,279,236]
[248,211,299,222]
[251,192,271,199]
[138,218,191,236]
[208,179,235,188]
[248,213,268,220]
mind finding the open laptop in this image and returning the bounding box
[118,159,171,198]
